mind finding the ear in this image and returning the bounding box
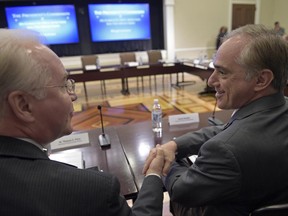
[254,69,274,92]
[7,91,35,123]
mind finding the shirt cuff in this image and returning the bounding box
[145,173,161,179]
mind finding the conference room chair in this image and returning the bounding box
[250,203,288,216]
[81,55,98,70]
[80,55,106,97]
[147,49,175,90]
[119,52,143,94]
[146,50,194,89]
[147,50,162,65]
[119,52,137,66]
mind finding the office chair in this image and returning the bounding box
[250,203,288,216]
[147,50,162,65]
[81,55,98,70]
[147,50,164,90]
[80,55,106,96]
[119,52,137,66]
[147,50,172,90]
[119,52,142,94]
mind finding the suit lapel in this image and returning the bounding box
[223,93,285,130]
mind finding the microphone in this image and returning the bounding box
[97,105,111,148]
[208,99,224,126]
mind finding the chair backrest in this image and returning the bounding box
[250,203,288,216]
[147,50,162,64]
[119,52,136,66]
[81,55,98,70]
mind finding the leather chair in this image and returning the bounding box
[147,49,175,89]
[119,52,141,94]
[147,50,164,89]
[81,55,98,70]
[250,203,288,216]
[80,55,106,96]
[119,52,136,66]
[147,50,162,65]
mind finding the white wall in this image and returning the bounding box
[172,0,288,59]
[271,0,288,31]
[174,0,229,59]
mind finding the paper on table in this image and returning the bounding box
[49,151,84,169]
[124,61,139,67]
[85,65,97,70]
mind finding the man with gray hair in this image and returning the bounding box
[0,28,165,216]
[144,24,288,216]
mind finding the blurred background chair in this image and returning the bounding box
[81,55,98,70]
[119,52,137,66]
[147,50,173,90]
[147,50,162,65]
[250,203,288,216]
[147,50,164,90]
[119,52,142,94]
[146,49,194,89]
[81,55,106,97]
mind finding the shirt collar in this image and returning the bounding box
[16,137,48,153]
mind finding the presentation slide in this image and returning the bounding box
[88,3,151,42]
[5,5,79,45]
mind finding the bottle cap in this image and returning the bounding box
[154,99,159,103]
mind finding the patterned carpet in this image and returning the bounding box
[72,73,217,131]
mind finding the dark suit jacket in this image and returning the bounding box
[0,136,163,216]
[165,93,288,216]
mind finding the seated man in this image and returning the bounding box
[0,28,165,216]
[144,24,288,216]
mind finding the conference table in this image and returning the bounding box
[67,60,215,96]
[116,110,233,193]
[50,127,138,200]
[50,110,233,200]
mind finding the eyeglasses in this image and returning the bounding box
[44,79,76,94]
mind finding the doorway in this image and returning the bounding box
[232,4,256,30]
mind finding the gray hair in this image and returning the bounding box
[223,24,288,91]
[0,29,52,114]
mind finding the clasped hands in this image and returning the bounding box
[143,141,177,177]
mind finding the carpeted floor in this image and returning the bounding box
[72,72,217,131]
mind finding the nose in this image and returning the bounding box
[70,92,77,101]
[207,70,217,88]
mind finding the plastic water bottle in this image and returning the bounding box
[174,54,179,63]
[198,51,203,64]
[152,99,162,132]
[96,57,101,69]
[139,56,143,65]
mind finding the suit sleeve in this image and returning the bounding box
[106,175,163,216]
[132,175,164,216]
[104,175,133,216]
[164,138,241,207]
[175,125,224,159]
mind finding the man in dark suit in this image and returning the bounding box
[144,24,288,216]
[0,28,164,216]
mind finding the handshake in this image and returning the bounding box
[143,141,178,177]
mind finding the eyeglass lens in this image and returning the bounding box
[66,79,75,93]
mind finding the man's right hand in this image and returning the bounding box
[143,140,177,176]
